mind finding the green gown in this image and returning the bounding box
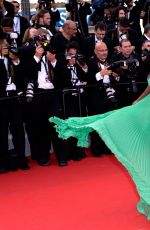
[49,85,150,220]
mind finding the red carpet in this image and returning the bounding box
[0,151,150,230]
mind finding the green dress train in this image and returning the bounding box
[49,84,150,220]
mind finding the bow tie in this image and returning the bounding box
[98,59,107,65]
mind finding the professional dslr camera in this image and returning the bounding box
[66,54,86,66]
[38,0,53,9]
[107,59,139,72]
[141,48,150,59]
[108,59,139,93]
[5,32,19,55]
[34,34,55,53]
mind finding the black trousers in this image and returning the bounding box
[62,91,87,160]
[25,89,67,162]
[0,96,25,168]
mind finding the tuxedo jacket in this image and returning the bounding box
[82,34,113,58]
[65,2,92,36]
[106,28,139,50]
[125,4,142,37]
[20,47,66,90]
[87,55,116,85]
[53,58,88,90]
[86,55,118,114]
[0,58,25,98]
[136,35,148,54]
[111,52,141,82]
[16,15,30,46]
[50,32,81,58]
[0,0,14,21]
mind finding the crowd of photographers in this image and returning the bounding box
[0,0,150,173]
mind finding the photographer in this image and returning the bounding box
[38,0,60,27]
[0,0,14,22]
[0,33,29,173]
[107,5,126,30]
[139,0,150,27]
[90,0,104,25]
[38,0,51,10]
[112,39,141,107]
[0,17,19,48]
[54,41,87,161]
[12,1,30,46]
[136,24,150,55]
[83,22,113,59]
[139,40,150,87]
[125,0,142,37]
[22,29,68,167]
[87,41,118,157]
[106,17,138,54]
[35,9,56,36]
[65,0,92,37]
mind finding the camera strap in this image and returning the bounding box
[41,56,54,82]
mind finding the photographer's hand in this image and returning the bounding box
[76,60,88,70]
[114,46,121,53]
[35,45,44,60]
[100,68,112,76]
[0,46,8,57]
[9,52,20,64]
[0,0,7,15]
[111,72,119,78]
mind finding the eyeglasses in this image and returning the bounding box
[14,5,19,8]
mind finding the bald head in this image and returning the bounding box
[62,20,77,39]
[94,42,108,61]
[63,20,76,29]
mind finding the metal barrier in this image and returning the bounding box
[0,81,148,102]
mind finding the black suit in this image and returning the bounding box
[13,15,30,46]
[53,58,87,160]
[66,2,92,37]
[0,0,14,21]
[0,58,26,170]
[22,51,67,163]
[106,28,139,51]
[86,56,115,156]
[125,3,142,37]
[111,52,143,107]
[136,35,148,54]
[50,32,81,58]
[82,34,114,59]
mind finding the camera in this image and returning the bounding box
[8,46,19,55]
[34,34,55,53]
[141,49,150,59]
[66,54,86,66]
[75,54,86,66]
[1,45,19,56]
[107,59,139,71]
[107,59,139,93]
[38,0,53,9]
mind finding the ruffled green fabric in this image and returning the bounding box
[49,94,150,220]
